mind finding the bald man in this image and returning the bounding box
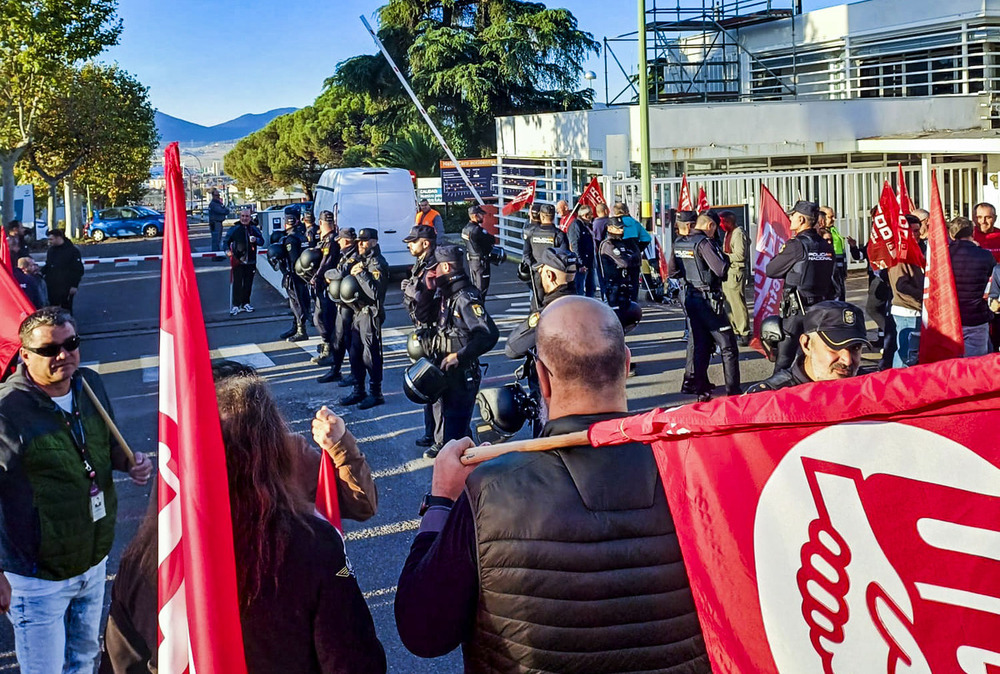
[396,297,710,672]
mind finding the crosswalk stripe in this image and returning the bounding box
[140,356,158,383]
[211,343,276,370]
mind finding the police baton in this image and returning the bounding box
[460,431,589,465]
[80,378,136,468]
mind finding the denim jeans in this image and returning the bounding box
[7,558,106,674]
[575,266,598,297]
[962,322,990,357]
[893,313,920,368]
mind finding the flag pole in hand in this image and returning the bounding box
[80,378,135,467]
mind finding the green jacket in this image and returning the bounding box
[0,366,126,580]
[829,226,846,256]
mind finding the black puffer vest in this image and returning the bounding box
[463,414,710,673]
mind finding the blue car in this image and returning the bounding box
[88,206,164,242]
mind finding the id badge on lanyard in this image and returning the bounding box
[90,482,106,521]
[63,393,106,521]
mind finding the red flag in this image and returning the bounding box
[866,182,900,270]
[315,451,343,531]
[0,264,35,375]
[157,142,248,674]
[654,232,670,284]
[559,177,606,233]
[589,354,1000,674]
[896,164,925,267]
[696,186,710,213]
[501,180,536,216]
[750,185,792,355]
[678,174,693,211]
[919,170,964,364]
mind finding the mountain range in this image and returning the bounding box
[155,108,297,145]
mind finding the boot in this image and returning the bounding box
[340,388,366,406]
[287,322,308,342]
[423,444,442,459]
[358,385,385,410]
[311,343,332,365]
[316,368,342,384]
[415,435,434,447]
[279,322,298,339]
[337,375,357,388]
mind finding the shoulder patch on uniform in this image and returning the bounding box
[372,270,381,279]
[778,242,787,253]
[471,304,484,317]
[335,554,355,578]
[527,312,539,327]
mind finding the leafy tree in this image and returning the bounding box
[334,0,598,156]
[0,0,121,224]
[365,127,443,176]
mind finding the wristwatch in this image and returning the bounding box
[419,493,455,516]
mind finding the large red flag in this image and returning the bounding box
[919,170,964,363]
[696,186,710,213]
[750,185,792,354]
[501,180,536,216]
[559,177,606,233]
[895,164,925,267]
[866,181,900,270]
[157,142,248,674]
[0,264,35,375]
[678,174,693,211]
[589,354,1000,674]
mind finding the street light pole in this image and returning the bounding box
[637,0,653,230]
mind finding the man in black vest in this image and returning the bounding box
[395,296,709,672]
[340,228,389,409]
[673,214,741,400]
[765,200,835,371]
[461,205,496,298]
[522,203,568,309]
[401,224,440,449]
[222,209,263,315]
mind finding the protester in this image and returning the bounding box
[461,205,496,298]
[15,256,47,308]
[612,201,651,251]
[748,300,869,391]
[719,210,750,345]
[0,307,152,673]
[888,214,925,366]
[5,221,30,262]
[820,206,848,301]
[415,199,444,237]
[42,228,85,313]
[555,199,572,230]
[223,208,263,315]
[341,229,389,409]
[395,296,709,672]
[591,202,611,243]
[100,362,384,674]
[949,215,996,357]
[207,188,229,252]
[973,202,1000,351]
[567,204,596,297]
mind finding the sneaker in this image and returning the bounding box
[242,303,254,313]
[316,370,342,384]
[423,444,442,459]
[358,394,385,410]
[415,435,434,448]
[230,306,241,317]
[340,390,366,406]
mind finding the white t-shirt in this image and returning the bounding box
[51,390,73,414]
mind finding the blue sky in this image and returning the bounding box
[103,0,844,126]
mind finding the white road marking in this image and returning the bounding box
[140,356,159,383]
[211,343,275,370]
[114,261,138,268]
[372,457,434,479]
[345,519,420,542]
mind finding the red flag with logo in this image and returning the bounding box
[157,142,248,674]
[750,185,792,354]
[588,354,1000,674]
[866,181,900,270]
[678,174,693,211]
[919,170,964,364]
[0,264,35,375]
[697,186,710,213]
[559,177,606,233]
[501,180,537,216]
[896,165,925,267]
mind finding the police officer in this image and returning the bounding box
[303,211,320,247]
[317,227,358,384]
[340,228,389,409]
[747,301,869,392]
[598,216,641,308]
[401,224,440,448]
[426,245,499,458]
[522,203,569,309]
[505,248,579,437]
[673,213,741,400]
[278,209,311,341]
[311,210,341,367]
[766,200,836,371]
[462,205,496,298]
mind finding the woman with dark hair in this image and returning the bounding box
[101,363,385,673]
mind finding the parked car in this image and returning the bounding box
[88,206,165,242]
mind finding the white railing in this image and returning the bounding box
[495,157,572,254]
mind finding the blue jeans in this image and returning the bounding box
[893,313,920,367]
[575,265,598,297]
[7,559,106,674]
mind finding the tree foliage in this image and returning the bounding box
[365,127,444,177]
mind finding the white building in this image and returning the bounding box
[495,0,1000,253]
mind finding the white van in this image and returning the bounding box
[313,167,416,269]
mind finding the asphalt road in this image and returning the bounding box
[0,223,876,672]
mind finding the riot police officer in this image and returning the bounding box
[765,200,836,371]
[401,224,440,448]
[426,245,499,458]
[340,228,389,409]
[278,209,311,341]
[522,203,569,309]
[673,213,741,400]
[598,217,641,308]
[311,210,341,367]
[505,247,579,437]
[303,211,320,247]
[462,205,496,298]
[317,227,358,384]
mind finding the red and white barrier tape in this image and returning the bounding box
[79,250,267,265]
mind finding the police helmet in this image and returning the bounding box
[406,332,426,362]
[294,248,323,282]
[338,274,363,306]
[475,383,538,439]
[760,315,784,362]
[403,358,448,405]
[516,260,532,283]
[613,301,643,334]
[269,230,285,245]
[324,269,343,302]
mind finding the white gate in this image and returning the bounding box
[495,156,572,253]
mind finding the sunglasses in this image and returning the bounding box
[25,335,81,357]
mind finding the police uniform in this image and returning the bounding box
[673,227,741,398]
[522,204,569,309]
[598,218,641,308]
[341,228,389,409]
[278,214,311,341]
[401,225,441,447]
[431,245,499,454]
[462,206,497,298]
[311,216,341,365]
[317,229,358,384]
[672,211,703,394]
[303,212,320,248]
[765,201,836,371]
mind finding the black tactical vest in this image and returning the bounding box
[785,228,835,303]
[674,232,716,290]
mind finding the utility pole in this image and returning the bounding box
[637,0,653,230]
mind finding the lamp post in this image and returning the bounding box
[637,0,653,231]
[584,70,597,105]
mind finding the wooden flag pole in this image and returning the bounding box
[80,378,136,467]
[460,430,590,465]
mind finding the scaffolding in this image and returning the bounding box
[604,0,802,105]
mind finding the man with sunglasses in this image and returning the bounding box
[0,307,151,673]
